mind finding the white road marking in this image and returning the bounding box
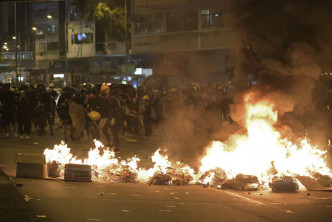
[158,210,171,212]
[225,191,264,205]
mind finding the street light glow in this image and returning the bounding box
[32,27,37,31]
[12,36,16,39]
[4,42,7,45]
[47,15,52,19]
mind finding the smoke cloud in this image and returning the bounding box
[227,0,332,145]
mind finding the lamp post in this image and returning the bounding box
[45,15,52,62]
[14,2,18,84]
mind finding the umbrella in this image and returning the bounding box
[68,101,86,137]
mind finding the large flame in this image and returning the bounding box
[44,92,332,188]
[198,92,332,185]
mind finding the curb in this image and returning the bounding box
[0,168,39,222]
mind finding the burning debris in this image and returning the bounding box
[41,92,332,192]
[269,176,299,192]
[197,168,227,187]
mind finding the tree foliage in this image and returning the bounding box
[74,0,130,41]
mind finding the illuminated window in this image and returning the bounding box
[201,9,224,29]
[72,33,93,44]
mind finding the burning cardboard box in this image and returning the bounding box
[64,164,92,182]
[16,153,47,179]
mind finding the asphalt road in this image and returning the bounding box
[12,178,332,222]
[1,126,332,221]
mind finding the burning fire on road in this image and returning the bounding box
[43,91,332,191]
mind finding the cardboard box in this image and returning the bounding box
[16,153,47,179]
[64,164,92,182]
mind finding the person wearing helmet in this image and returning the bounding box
[100,84,120,152]
[84,85,114,147]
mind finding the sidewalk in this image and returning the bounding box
[0,168,38,222]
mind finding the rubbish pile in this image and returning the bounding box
[149,166,194,185]
[269,176,299,191]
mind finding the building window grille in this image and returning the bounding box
[201,9,224,29]
[134,14,163,35]
[166,10,198,33]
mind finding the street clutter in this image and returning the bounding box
[16,153,47,179]
[64,163,92,182]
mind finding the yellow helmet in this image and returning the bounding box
[142,95,150,100]
[100,84,109,93]
[88,111,101,121]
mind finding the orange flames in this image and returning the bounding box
[198,92,332,186]
[44,92,332,187]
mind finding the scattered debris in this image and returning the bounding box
[197,168,227,187]
[130,194,140,197]
[297,175,332,191]
[64,164,92,182]
[150,172,172,185]
[36,215,47,218]
[158,210,171,212]
[96,192,104,196]
[122,210,130,213]
[15,183,23,187]
[269,176,299,192]
[24,195,33,202]
[47,161,60,178]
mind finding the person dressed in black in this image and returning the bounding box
[56,87,74,142]
[49,83,59,125]
[125,95,140,135]
[84,86,108,142]
[141,95,154,136]
[36,84,53,136]
[2,84,18,137]
[17,86,33,139]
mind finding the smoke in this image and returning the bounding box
[153,98,225,170]
[227,0,332,143]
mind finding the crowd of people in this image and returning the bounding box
[0,81,235,152]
